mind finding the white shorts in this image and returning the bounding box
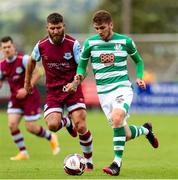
[98,87,133,126]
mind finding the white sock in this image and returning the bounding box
[85,157,93,164]
[114,157,122,167]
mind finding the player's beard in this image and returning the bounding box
[50,31,64,45]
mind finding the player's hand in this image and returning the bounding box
[24,81,33,94]
[136,78,146,90]
[16,88,28,99]
[63,81,78,93]
[74,74,84,83]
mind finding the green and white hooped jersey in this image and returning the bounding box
[80,33,137,94]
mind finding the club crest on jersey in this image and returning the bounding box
[16,66,23,74]
[63,52,72,60]
[114,44,121,51]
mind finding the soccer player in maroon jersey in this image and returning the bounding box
[24,13,93,171]
[0,36,60,160]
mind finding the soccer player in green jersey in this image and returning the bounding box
[65,10,159,176]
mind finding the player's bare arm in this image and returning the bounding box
[17,65,41,98]
[24,56,37,94]
[30,63,41,87]
[0,80,3,89]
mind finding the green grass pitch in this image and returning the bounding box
[0,110,178,179]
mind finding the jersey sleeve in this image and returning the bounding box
[127,38,144,79]
[126,37,137,55]
[22,54,30,68]
[31,42,41,62]
[130,51,144,79]
[73,40,81,64]
[76,39,90,76]
[80,39,91,60]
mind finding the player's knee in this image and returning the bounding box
[112,116,122,125]
[76,121,87,134]
[8,122,18,131]
[45,114,61,132]
[74,116,87,134]
[47,121,60,132]
[72,109,86,134]
[112,112,124,127]
[25,122,37,134]
[26,125,35,133]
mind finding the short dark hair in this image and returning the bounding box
[92,10,112,24]
[47,12,64,24]
[0,36,13,43]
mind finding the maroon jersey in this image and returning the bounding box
[0,53,39,100]
[35,34,79,89]
[32,34,86,117]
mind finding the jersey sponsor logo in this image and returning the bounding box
[100,53,115,66]
[46,62,70,69]
[16,66,23,74]
[115,95,124,104]
[63,52,72,60]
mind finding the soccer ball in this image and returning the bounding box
[64,153,86,175]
